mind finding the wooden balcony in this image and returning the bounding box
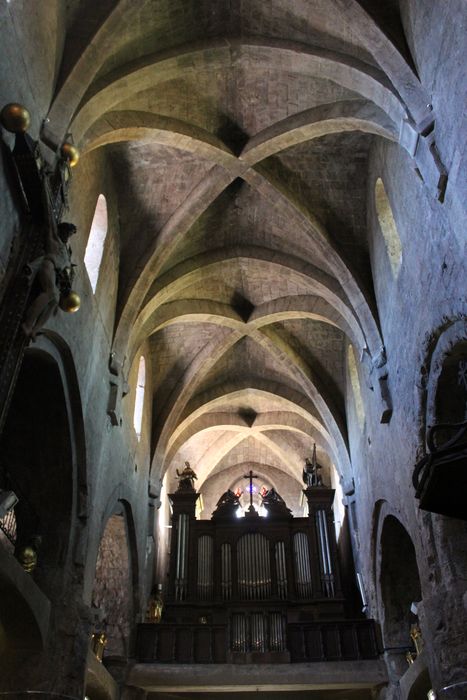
[288,619,379,662]
[136,618,379,665]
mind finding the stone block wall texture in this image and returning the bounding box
[91,514,131,657]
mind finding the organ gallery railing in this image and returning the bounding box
[136,618,379,663]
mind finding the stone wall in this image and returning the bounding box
[0,1,465,698]
[91,513,132,658]
[343,5,467,689]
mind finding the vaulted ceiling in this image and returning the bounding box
[42,0,425,509]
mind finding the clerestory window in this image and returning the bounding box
[84,194,108,292]
[133,356,146,440]
[348,344,365,429]
[375,178,402,278]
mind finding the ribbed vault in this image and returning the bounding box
[41,0,428,512]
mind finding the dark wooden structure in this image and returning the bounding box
[136,483,379,664]
[0,127,73,437]
[413,420,467,520]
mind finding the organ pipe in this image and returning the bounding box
[237,533,271,600]
[275,541,288,599]
[251,613,265,652]
[316,509,335,597]
[197,535,213,600]
[221,543,232,600]
[175,513,189,600]
[231,612,285,653]
[269,612,285,651]
[293,532,312,598]
[232,613,247,652]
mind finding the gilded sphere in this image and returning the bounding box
[0,103,31,133]
[61,142,80,167]
[17,546,37,573]
[59,291,81,313]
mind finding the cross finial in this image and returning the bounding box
[243,469,258,511]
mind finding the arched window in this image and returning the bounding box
[375,178,402,278]
[133,356,146,440]
[84,194,108,292]
[348,344,365,429]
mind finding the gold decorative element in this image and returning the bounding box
[91,632,107,662]
[410,623,424,656]
[61,142,80,167]
[146,585,163,623]
[406,624,424,665]
[17,545,37,572]
[0,103,31,133]
[59,290,81,313]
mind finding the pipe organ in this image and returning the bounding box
[137,481,379,664]
[175,512,189,601]
[237,533,272,600]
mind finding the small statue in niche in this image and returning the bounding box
[303,443,323,487]
[16,534,42,573]
[90,632,107,662]
[21,178,79,340]
[146,584,163,623]
[176,461,198,490]
[406,623,424,665]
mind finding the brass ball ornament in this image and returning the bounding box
[17,545,38,573]
[61,142,80,167]
[59,291,81,313]
[0,103,31,133]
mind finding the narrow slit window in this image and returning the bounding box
[375,178,402,278]
[133,356,146,440]
[348,344,365,429]
[84,194,108,292]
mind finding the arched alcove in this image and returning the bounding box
[0,348,74,601]
[434,339,467,428]
[379,515,421,648]
[133,355,146,440]
[419,323,467,581]
[375,177,403,278]
[348,344,365,429]
[91,510,132,658]
[84,194,108,293]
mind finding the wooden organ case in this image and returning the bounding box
[137,482,378,664]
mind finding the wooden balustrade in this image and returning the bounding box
[136,618,378,664]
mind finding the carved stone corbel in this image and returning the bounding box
[399,115,448,202]
[363,346,393,424]
[107,351,129,426]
